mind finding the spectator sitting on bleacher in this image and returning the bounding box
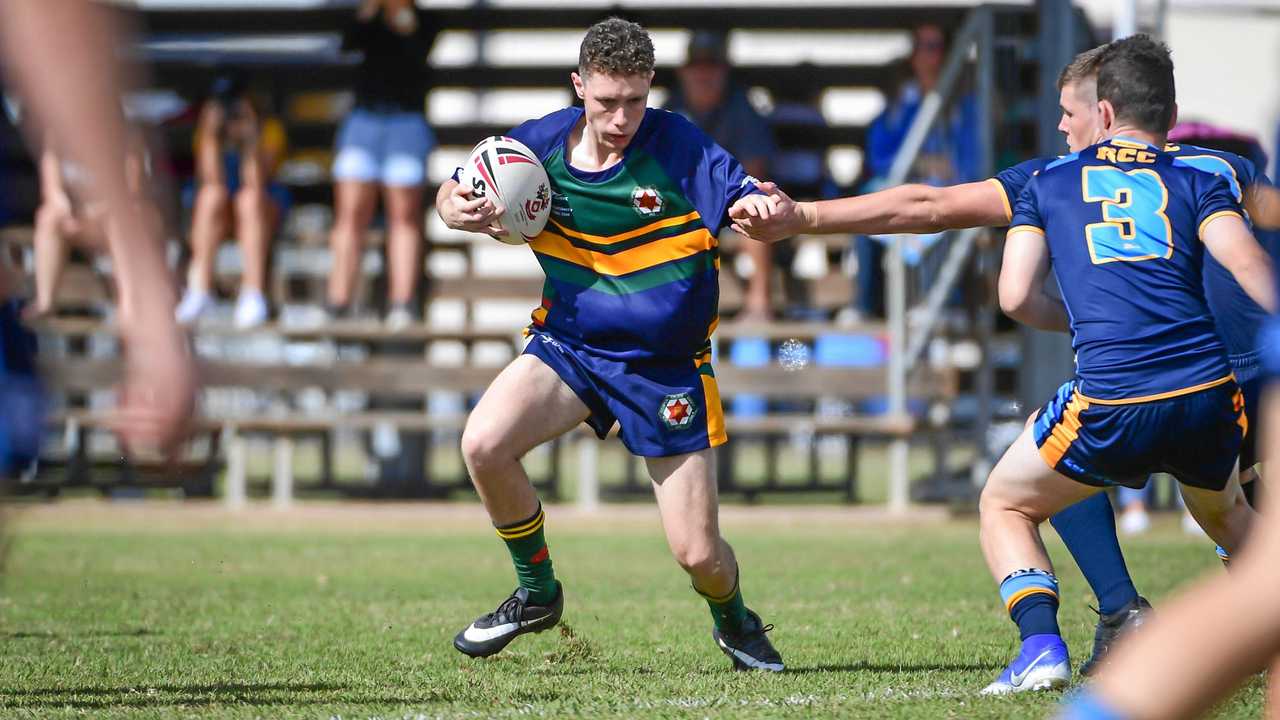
[853,24,976,321]
[666,30,778,322]
[26,129,155,321]
[327,0,439,329]
[175,73,288,329]
[768,64,840,204]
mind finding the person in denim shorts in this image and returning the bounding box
[329,0,439,327]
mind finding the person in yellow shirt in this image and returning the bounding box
[176,73,289,329]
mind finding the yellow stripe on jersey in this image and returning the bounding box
[531,227,717,276]
[1008,224,1046,236]
[547,210,702,246]
[986,177,1013,222]
[1079,374,1235,406]
[1111,137,1148,149]
[1198,210,1243,239]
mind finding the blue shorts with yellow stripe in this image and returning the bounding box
[1033,376,1245,491]
[522,330,727,458]
[1233,355,1264,469]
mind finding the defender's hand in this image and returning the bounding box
[730,181,807,243]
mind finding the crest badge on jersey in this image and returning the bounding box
[632,186,664,217]
[659,392,698,431]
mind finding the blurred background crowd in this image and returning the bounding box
[0,0,1277,510]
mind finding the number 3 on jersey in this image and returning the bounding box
[1082,166,1173,264]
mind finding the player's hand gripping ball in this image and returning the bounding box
[459,136,552,245]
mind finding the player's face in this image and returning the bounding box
[573,70,652,152]
[1057,80,1104,153]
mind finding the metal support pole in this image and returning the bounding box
[973,7,998,484]
[886,234,910,514]
[272,435,294,510]
[1113,0,1137,39]
[882,7,986,511]
[1021,0,1078,414]
[224,424,246,511]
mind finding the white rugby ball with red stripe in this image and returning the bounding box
[459,136,552,245]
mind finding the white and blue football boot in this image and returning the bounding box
[982,633,1071,695]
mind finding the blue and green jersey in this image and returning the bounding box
[467,107,758,362]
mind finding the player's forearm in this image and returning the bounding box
[1009,292,1070,333]
[810,181,1006,235]
[1230,256,1277,314]
[1000,282,1069,333]
[808,185,945,235]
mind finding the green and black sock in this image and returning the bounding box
[496,503,558,605]
[696,568,749,634]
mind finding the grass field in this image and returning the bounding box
[0,502,1263,719]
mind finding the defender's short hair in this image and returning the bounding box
[1096,34,1176,133]
[578,17,655,77]
[1057,44,1107,91]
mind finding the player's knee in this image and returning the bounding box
[977,479,1011,519]
[671,540,720,578]
[460,420,509,477]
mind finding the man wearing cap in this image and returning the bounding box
[666,30,778,322]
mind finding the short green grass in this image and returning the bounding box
[0,505,1262,719]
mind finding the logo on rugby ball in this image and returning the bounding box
[525,183,551,219]
[632,186,664,217]
[659,393,698,430]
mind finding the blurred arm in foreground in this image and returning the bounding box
[0,1,196,453]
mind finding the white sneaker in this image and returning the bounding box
[384,305,414,331]
[1119,510,1151,536]
[175,288,214,325]
[233,290,269,329]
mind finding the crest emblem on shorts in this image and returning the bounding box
[632,186,664,217]
[659,392,698,430]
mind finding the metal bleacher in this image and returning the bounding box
[0,1,1057,507]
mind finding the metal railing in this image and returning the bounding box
[884,6,997,512]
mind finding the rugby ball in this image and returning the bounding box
[458,136,552,244]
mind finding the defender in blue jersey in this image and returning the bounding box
[436,18,784,671]
[978,36,1274,696]
[731,41,1280,682]
[731,45,1165,677]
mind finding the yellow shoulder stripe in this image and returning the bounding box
[1008,224,1045,236]
[986,177,1013,222]
[1199,210,1242,239]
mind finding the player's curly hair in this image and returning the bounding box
[1096,34,1176,133]
[578,17,655,77]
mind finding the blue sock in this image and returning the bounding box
[1056,689,1129,720]
[1000,569,1061,639]
[1050,492,1138,615]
